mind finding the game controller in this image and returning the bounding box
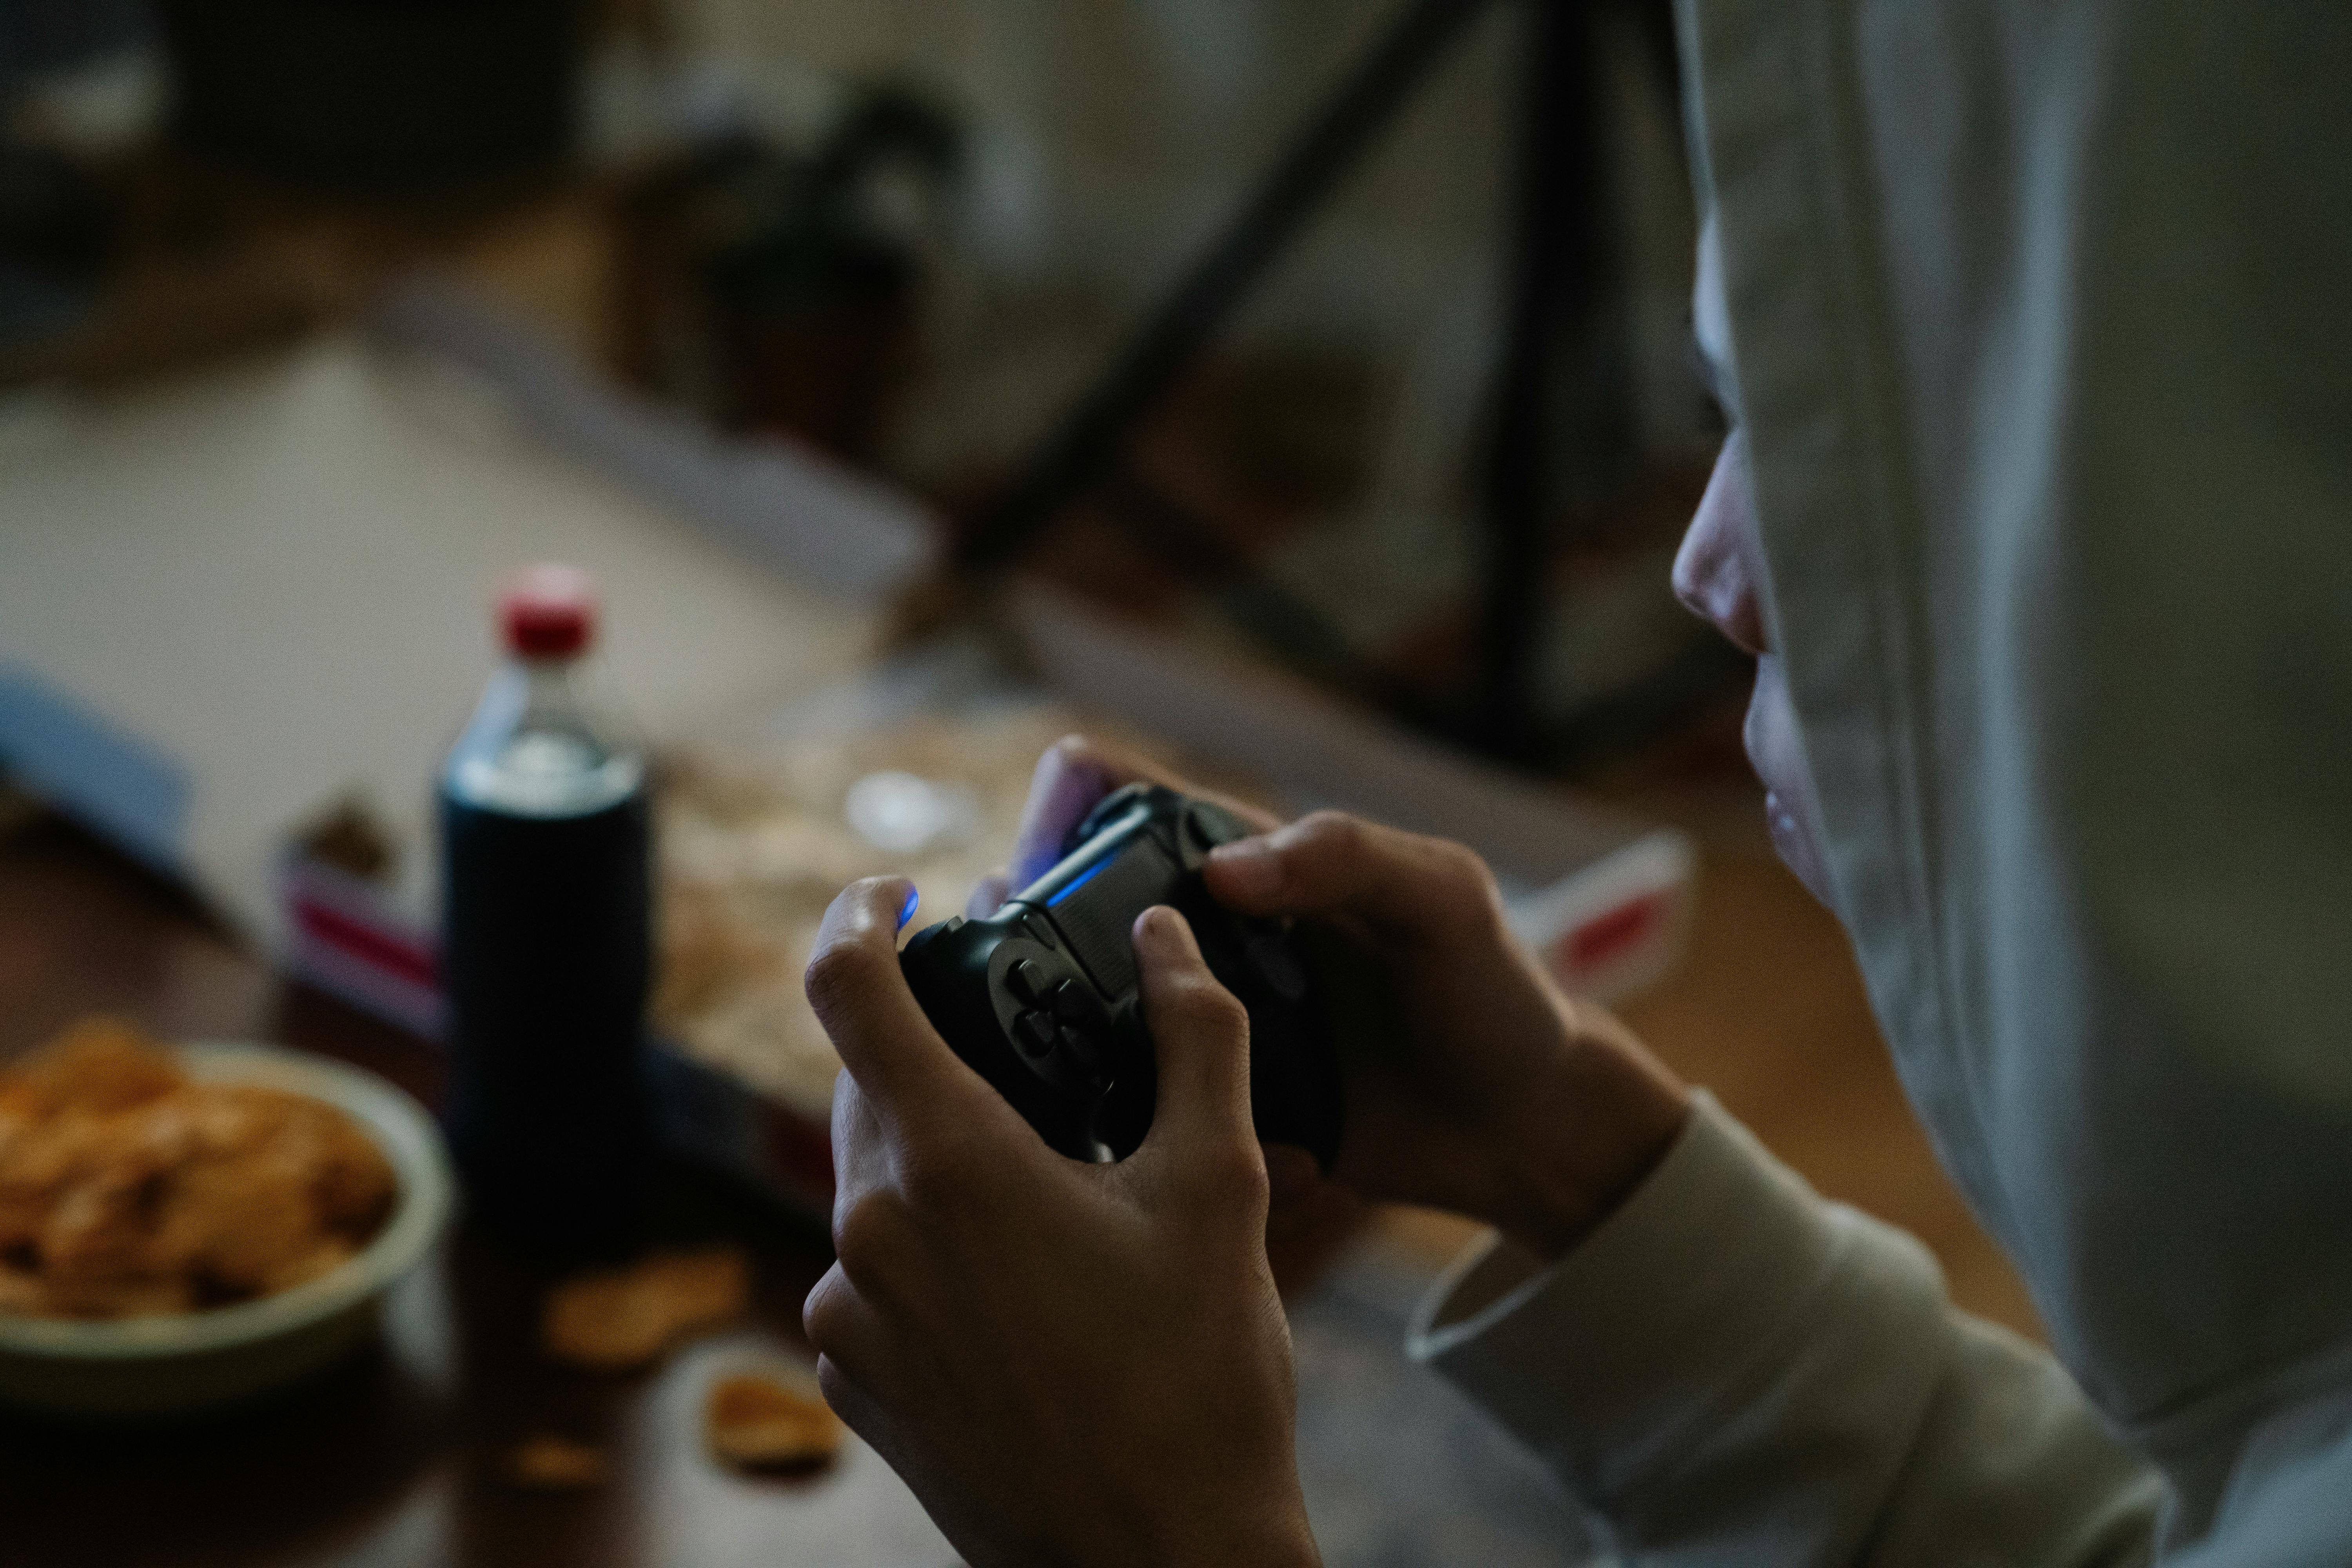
[899,784,1343,1167]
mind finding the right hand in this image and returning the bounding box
[803,881,1320,1568]
[976,737,1691,1260]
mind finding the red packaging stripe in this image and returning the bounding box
[1559,891,1666,976]
[292,896,440,990]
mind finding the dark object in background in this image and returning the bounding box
[617,87,959,465]
[293,793,398,882]
[0,0,152,106]
[900,784,1343,1168]
[439,567,652,1259]
[950,0,1706,771]
[703,201,916,463]
[156,0,584,194]
[0,142,114,354]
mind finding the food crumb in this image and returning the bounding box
[503,1433,608,1491]
[705,1370,843,1473]
[541,1246,750,1371]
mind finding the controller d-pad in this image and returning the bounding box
[1013,1010,1058,1058]
[1051,979,1103,1025]
[1008,958,1050,1003]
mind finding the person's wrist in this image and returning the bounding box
[1478,1016,1690,1260]
[1149,1513,1320,1568]
[1063,1488,1319,1568]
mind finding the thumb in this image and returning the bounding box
[1203,810,1500,944]
[1130,906,1256,1163]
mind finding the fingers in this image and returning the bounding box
[806,877,993,1127]
[1007,736,1163,885]
[829,1067,893,1221]
[815,1352,882,1437]
[1007,735,1278,887]
[812,1353,929,1528]
[964,868,1012,918]
[1131,907,1261,1185]
[806,1267,909,1454]
[803,1262,885,1381]
[1204,811,1501,945]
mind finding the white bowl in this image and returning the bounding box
[0,1041,455,1419]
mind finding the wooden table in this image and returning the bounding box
[0,813,956,1568]
[0,776,2039,1567]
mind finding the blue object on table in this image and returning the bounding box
[0,660,190,871]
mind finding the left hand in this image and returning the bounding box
[971,736,1687,1263]
[800,877,1322,1568]
[958,737,1284,920]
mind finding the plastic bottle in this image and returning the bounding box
[439,564,651,1256]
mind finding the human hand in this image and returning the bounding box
[982,737,1691,1259]
[801,877,1321,1568]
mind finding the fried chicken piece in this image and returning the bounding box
[0,1199,42,1257]
[541,1247,751,1371]
[0,1019,397,1321]
[273,1096,397,1234]
[502,1434,608,1491]
[3,1019,183,1116]
[0,1112,106,1198]
[36,1168,155,1283]
[0,1263,46,1314]
[153,1149,328,1296]
[0,1083,37,1151]
[705,1372,843,1472]
[173,1084,299,1158]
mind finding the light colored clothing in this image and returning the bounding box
[1407,0,2352,1561]
[1411,1095,2160,1564]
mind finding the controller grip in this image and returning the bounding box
[903,784,1343,1169]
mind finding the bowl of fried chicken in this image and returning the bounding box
[0,1020,453,1417]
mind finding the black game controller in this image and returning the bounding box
[899,784,1343,1167]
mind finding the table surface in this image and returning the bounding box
[0,813,956,1568]
[0,779,2042,1567]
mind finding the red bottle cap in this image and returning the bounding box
[499,563,599,659]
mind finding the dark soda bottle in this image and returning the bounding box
[439,564,651,1256]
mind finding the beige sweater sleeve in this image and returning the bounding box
[1406,1095,2164,1565]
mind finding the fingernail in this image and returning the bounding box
[1208,838,1281,898]
[1134,904,1192,952]
[897,884,920,929]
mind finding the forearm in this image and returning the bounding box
[1412,1096,2163,1565]
[1077,1504,1321,1568]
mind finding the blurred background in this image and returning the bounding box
[4,0,1743,761]
[0,2,2034,1564]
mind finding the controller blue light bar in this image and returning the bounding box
[1047,858,1110,906]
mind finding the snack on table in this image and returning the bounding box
[502,1432,609,1491]
[648,707,1265,1208]
[0,1019,397,1320]
[654,709,1091,1120]
[540,1245,750,1371]
[705,1370,842,1472]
